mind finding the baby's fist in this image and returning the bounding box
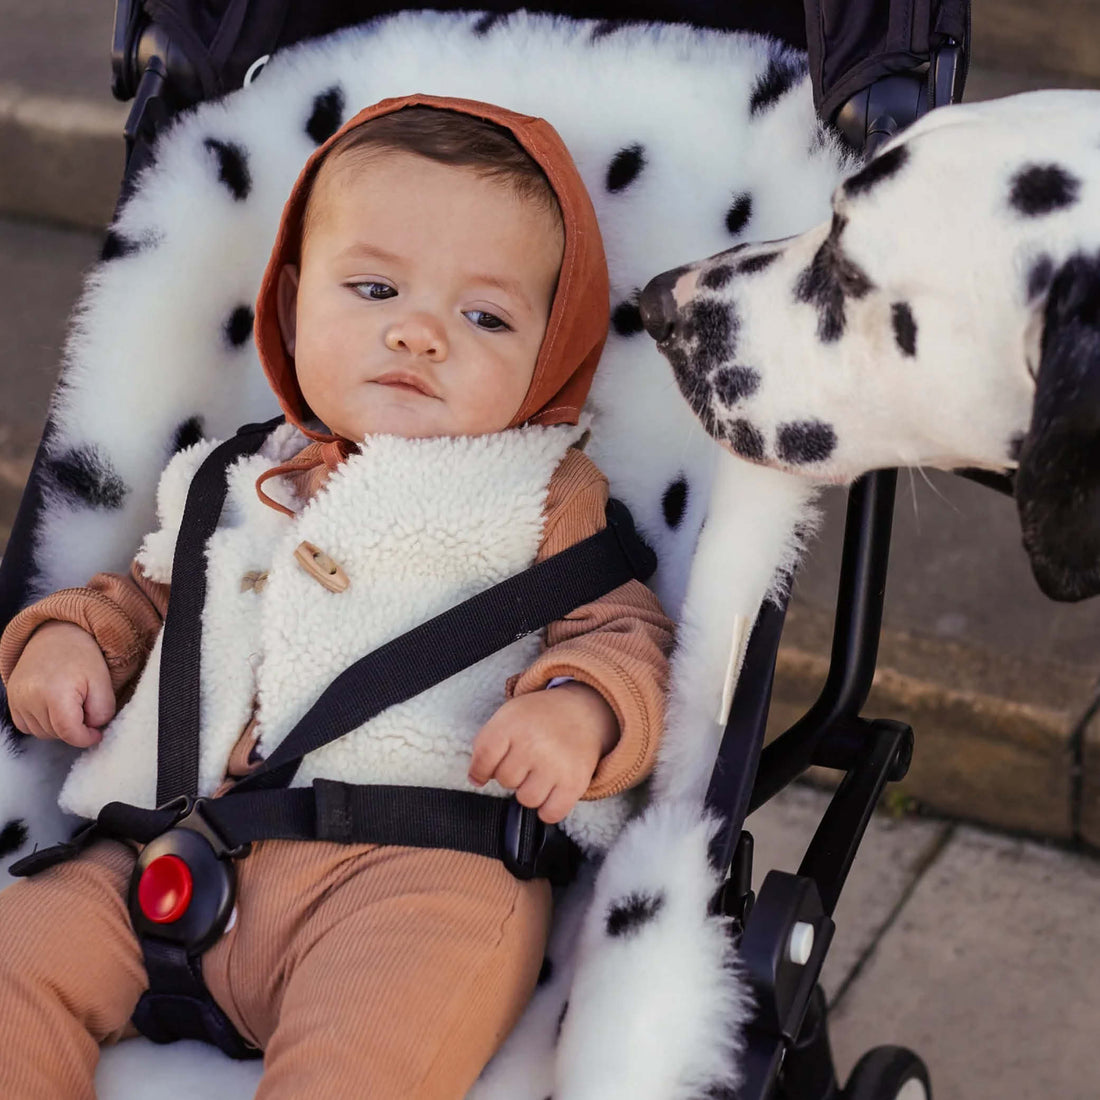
[7,622,115,748]
[468,683,618,824]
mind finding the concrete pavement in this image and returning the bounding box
[751,784,1100,1099]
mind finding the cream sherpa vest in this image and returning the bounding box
[59,421,634,853]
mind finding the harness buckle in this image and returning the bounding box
[127,798,243,954]
[501,798,547,881]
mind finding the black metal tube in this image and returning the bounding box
[748,468,896,812]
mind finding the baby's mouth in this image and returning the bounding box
[372,371,439,398]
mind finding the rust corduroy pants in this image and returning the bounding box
[0,836,551,1099]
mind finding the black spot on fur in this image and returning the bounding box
[606,144,645,193]
[536,956,554,986]
[225,304,255,348]
[172,416,204,454]
[590,19,621,39]
[1009,164,1081,217]
[473,12,507,35]
[725,192,753,236]
[749,55,806,115]
[776,420,837,464]
[794,214,874,342]
[612,298,644,337]
[737,250,780,275]
[701,265,734,291]
[607,891,665,937]
[1027,254,1055,301]
[306,85,345,145]
[713,365,760,405]
[662,477,688,528]
[203,138,251,201]
[48,446,127,509]
[843,144,910,199]
[891,301,917,356]
[0,819,28,857]
[556,1000,568,1038]
[100,229,141,262]
[727,419,766,461]
[1007,432,1025,462]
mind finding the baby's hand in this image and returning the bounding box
[6,622,116,748]
[468,682,619,824]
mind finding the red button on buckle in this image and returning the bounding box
[138,854,193,923]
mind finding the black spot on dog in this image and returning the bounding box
[685,299,737,366]
[306,85,345,145]
[725,192,753,236]
[172,416,205,454]
[473,12,506,34]
[556,1000,568,1038]
[794,213,874,342]
[726,419,766,461]
[1007,432,1025,462]
[662,477,688,528]
[606,891,665,937]
[100,229,142,262]
[0,819,28,857]
[736,251,780,275]
[204,138,251,201]
[48,447,127,509]
[606,145,645,193]
[776,420,837,464]
[701,265,735,291]
[1027,254,1055,301]
[891,301,917,356]
[713,365,760,405]
[681,377,721,439]
[749,55,806,115]
[225,304,255,348]
[1009,164,1081,217]
[612,298,644,336]
[843,144,910,199]
[536,956,554,986]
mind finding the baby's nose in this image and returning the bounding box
[385,316,446,359]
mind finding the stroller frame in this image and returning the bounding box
[0,1,993,1096]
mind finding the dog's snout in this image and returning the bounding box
[639,270,683,342]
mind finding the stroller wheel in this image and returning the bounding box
[841,1046,931,1100]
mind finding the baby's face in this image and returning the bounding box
[279,150,564,440]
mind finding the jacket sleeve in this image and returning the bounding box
[0,560,170,696]
[507,448,674,800]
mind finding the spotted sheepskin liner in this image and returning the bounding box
[0,12,857,1097]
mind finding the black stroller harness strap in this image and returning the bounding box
[10,416,657,1057]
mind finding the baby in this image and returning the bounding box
[0,95,673,1097]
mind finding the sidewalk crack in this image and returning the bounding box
[828,821,955,1012]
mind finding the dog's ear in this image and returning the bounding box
[1015,253,1100,601]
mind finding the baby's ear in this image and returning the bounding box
[276,264,300,356]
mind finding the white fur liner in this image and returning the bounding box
[0,11,855,1095]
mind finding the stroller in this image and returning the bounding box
[0,0,977,1096]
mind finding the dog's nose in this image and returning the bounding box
[639,269,682,342]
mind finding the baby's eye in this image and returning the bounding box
[464,310,511,332]
[352,281,396,300]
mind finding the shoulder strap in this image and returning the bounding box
[158,421,657,804]
[156,416,285,804]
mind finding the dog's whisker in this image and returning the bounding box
[915,465,962,515]
[906,467,921,532]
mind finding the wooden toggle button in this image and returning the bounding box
[294,540,350,592]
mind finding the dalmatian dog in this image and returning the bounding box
[639,89,1100,603]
